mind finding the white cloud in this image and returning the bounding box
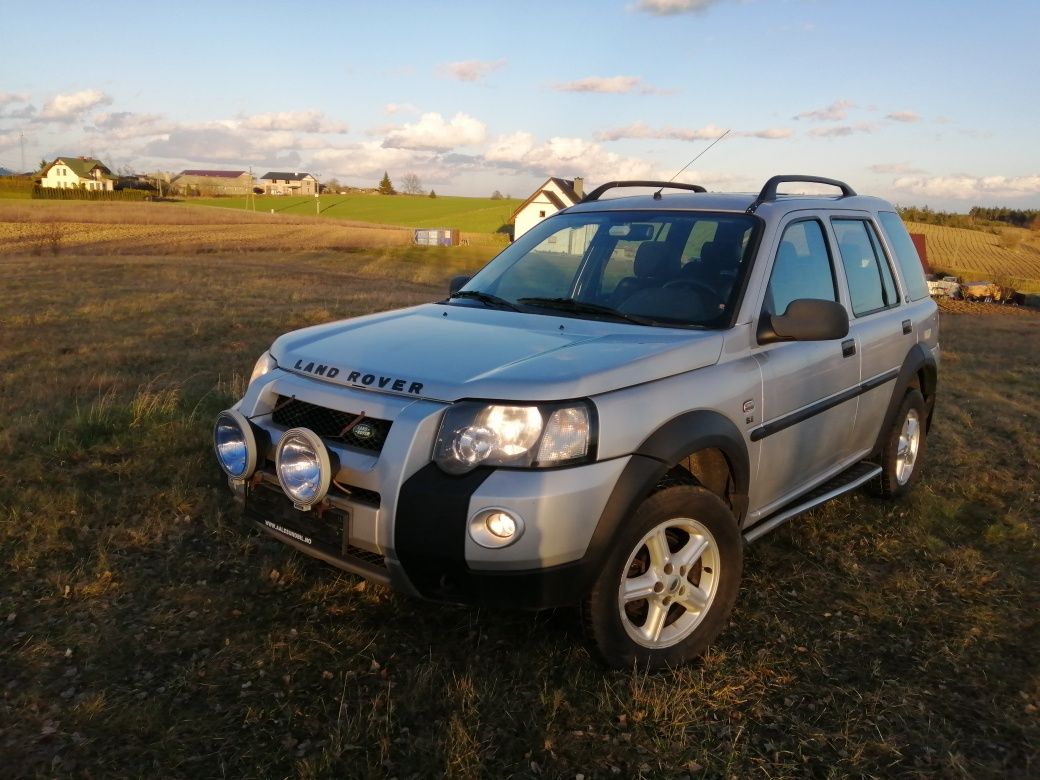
[312,141,445,182]
[809,123,874,138]
[552,76,667,95]
[870,162,926,175]
[441,59,505,82]
[0,92,31,105]
[794,100,855,122]
[383,112,487,151]
[596,122,790,142]
[240,110,348,133]
[484,132,658,182]
[630,0,725,15]
[742,127,794,139]
[885,110,921,123]
[40,89,112,121]
[91,112,171,140]
[0,129,22,150]
[139,124,302,168]
[596,122,724,141]
[892,174,1040,201]
[383,102,419,115]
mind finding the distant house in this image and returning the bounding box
[260,171,317,196]
[39,156,115,191]
[171,169,253,196]
[511,177,584,239]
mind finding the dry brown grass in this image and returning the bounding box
[0,200,416,256]
[0,238,1037,776]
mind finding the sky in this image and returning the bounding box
[2,0,1039,210]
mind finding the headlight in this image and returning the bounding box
[434,401,593,475]
[275,428,333,510]
[250,351,277,384]
[213,409,259,479]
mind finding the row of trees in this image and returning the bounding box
[898,204,1040,231]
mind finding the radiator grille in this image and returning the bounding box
[271,396,391,453]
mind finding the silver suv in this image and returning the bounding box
[213,175,938,668]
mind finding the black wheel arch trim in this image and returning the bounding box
[633,409,751,521]
[870,343,938,459]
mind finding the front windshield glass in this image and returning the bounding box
[454,210,759,328]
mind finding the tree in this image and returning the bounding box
[401,172,423,195]
[490,190,503,200]
[428,189,437,198]
[377,171,396,195]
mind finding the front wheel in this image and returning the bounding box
[582,486,742,669]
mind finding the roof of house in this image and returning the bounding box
[510,177,582,221]
[177,169,249,178]
[260,171,315,181]
[49,156,113,179]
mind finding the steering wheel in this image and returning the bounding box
[663,278,721,311]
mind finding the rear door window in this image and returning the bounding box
[877,211,929,301]
[832,219,899,317]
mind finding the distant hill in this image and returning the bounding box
[0,167,14,177]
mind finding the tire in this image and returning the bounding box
[876,389,927,498]
[582,486,742,669]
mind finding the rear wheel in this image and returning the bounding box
[582,486,742,669]
[876,389,927,498]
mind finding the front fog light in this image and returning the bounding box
[213,409,258,479]
[469,508,525,549]
[275,428,333,510]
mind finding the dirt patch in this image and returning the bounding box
[936,297,1038,317]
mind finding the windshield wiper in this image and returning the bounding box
[448,290,520,311]
[517,297,653,326]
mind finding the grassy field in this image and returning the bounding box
[0,209,1038,777]
[185,193,522,235]
[0,200,508,258]
[907,221,1040,292]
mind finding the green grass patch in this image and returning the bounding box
[185,193,522,234]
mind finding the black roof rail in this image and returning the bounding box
[581,180,706,203]
[746,175,856,213]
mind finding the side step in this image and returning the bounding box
[743,462,881,543]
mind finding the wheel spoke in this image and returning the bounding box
[645,528,671,572]
[679,584,710,613]
[623,571,658,603]
[673,533,709,570]
[641,600,669,643]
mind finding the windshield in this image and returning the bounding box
[453,210,760,328]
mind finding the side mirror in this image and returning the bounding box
[449,275,471,294]
[759,298,849,343]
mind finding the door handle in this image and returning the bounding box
[841,339,856,358]
[902,319,913,335]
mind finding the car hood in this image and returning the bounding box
[270,303,724,402]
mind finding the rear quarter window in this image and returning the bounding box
[878,211,930,301]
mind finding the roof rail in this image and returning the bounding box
[581,180,706,203]
[746,175,856,213]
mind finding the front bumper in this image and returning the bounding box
[230,369,630,609]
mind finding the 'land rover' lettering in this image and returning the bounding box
[293,360,421,394]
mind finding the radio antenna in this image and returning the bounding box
[655,127,731,198]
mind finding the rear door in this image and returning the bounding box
[828,216,913,454]
[749,215,861,515]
